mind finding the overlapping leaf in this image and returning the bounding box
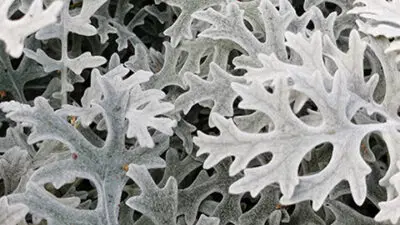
[194,69,386,210]
[0,0,63,57]
[126,164,178,225]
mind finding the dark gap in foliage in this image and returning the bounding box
[120,189,129,202]
[149,168,164,184]
[10,55,22,70]
[101,33,120,55]
[292,0,305,15]
[336,29,351,52]
[43,178,98,209]
[287,46,302,65]
[195,211,209,223]
[364,68,372,76]
[208,192,223,202]
[67,33,79,53]
[298,142,333,176]
[231,96,242,109]
[201,53,214,69]
[125,176,135,186]
[123,5,136,26]
[70,71,92,106]
[76,179,98,208]
[364,45,387,103]
[136,19,166,51]
[204,166,216,178]
[169,136,187,153]
[22,127,30,136]
[374,112,387,123]
[369,132,390,169]
[179,166,203,189]
[118,43,135,63]
[322,2,342,17]
[107,0,117,18]
[69,0,83,14]
[184,104,219,135]
[132,210,143,221]
[8,8,24,20]
[397,105,400,118]
[227,49,243,69]
[323,54,338,73]
[231,68,247,76]
[0,120,9,137]
[281,198,296,215]
[80,36,97,54]
[152,167,166,184]
[88,120,108,142]
[157,2,169,11]
[174,146,190,159]
[71,72,91,104]
[244,19,254,32]
[0,180,4,195]
[351,110,387,126]
[162,84,186,99]
[199,55,208,65]
[337,194,380,218]
[263,81,274,94]
[325,2,342,14]
[41,39,62,60]
[264,85,274,94]
[176,51,188,73]
[240,192,261,213]
[232,96,250,116]
[247,152,273,169]
[159,148,168,159]
[293,94,320,126]
[371,143,388,163]
[259,126,270,133]
[359,198,380,217]
[24,72,57,102]
[25,213,36,224]
[306,20,315,30]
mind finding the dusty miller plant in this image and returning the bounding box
[0,0,400,224]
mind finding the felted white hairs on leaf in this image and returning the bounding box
[0,0,63,58]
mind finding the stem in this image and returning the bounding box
[60,2,69,105]
[98,173,128,225]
